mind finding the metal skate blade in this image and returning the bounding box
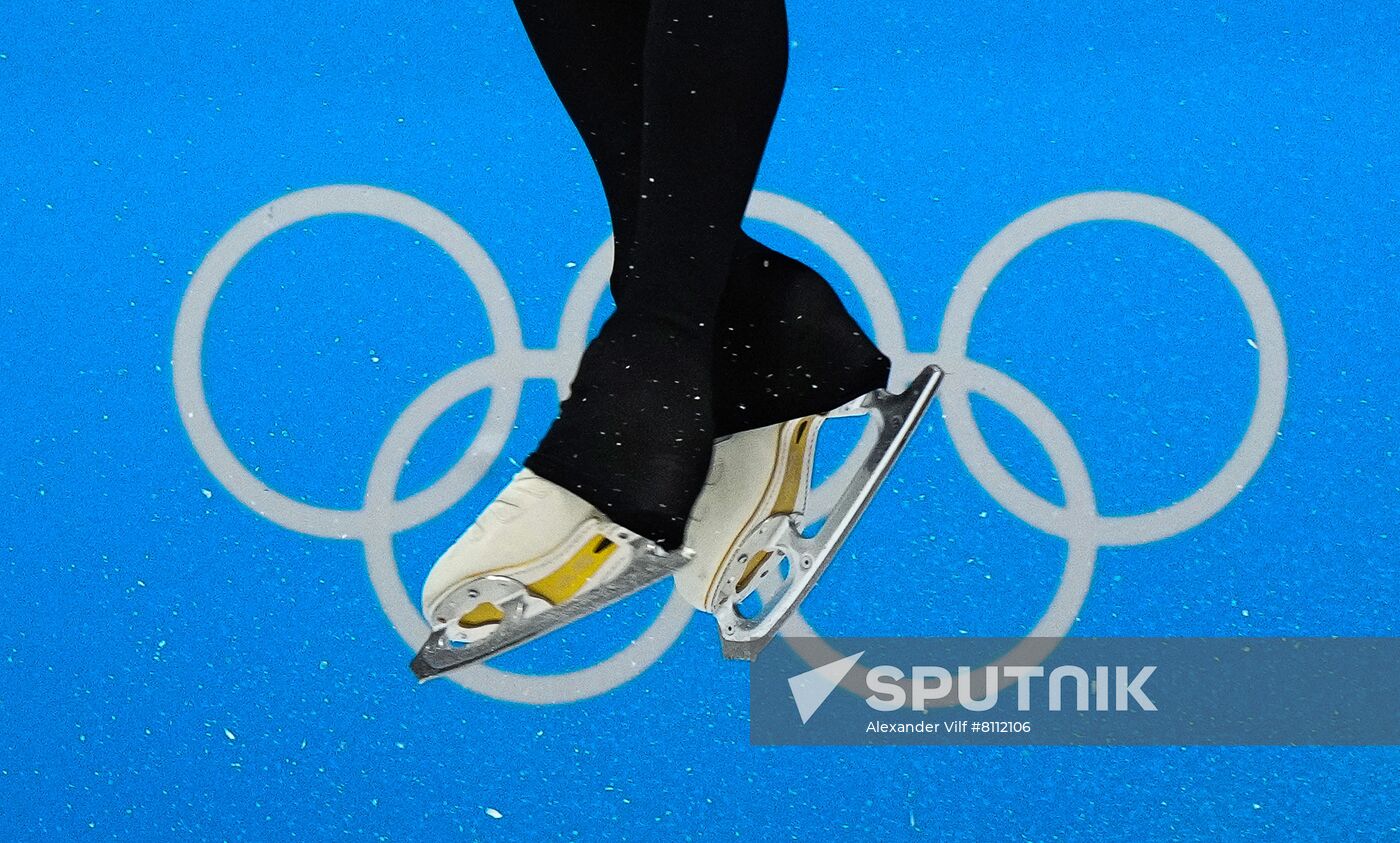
[411,541,694,682]
[715,364,944,661]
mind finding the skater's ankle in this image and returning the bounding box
[522,453,694,550]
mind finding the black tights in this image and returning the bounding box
[518,0,891,547]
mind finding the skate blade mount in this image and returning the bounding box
[712,364,944,661]
[410,539,693,682]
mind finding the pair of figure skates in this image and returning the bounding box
[411,365,943,681]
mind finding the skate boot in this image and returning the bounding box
[674,364,944,660]
[410,469,692,681]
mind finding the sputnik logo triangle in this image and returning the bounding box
[787,651,865,724]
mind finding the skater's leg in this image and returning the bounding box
[522,0,793,547]
[710,241,892,436]
[415,1,905,662]
[511,0,891,441]
[508,0,651,260]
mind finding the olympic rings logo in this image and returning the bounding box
[173,185,1286,704]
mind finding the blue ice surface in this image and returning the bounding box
[2,1,1397,840]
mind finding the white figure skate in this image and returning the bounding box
[675,364,943,660]
[410,469,693,681]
